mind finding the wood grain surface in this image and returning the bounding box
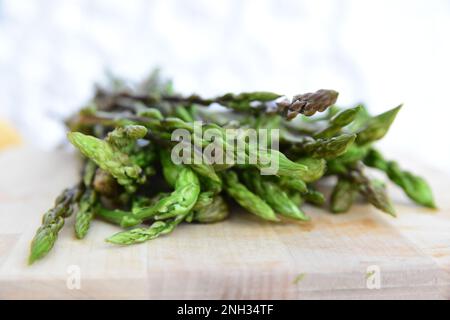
[0,147,449,299]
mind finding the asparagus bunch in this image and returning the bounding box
[29,70,436,264]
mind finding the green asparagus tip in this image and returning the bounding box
[75,229,87,240]
[28,251,41,265]
[105,235,127,245]
[425,201,438,210]
[105,237,119,245]
[28,255,37,265]
[299,215,311,222]
[386,207,397,218]
[66,131,78,142]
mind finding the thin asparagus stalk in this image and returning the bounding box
[29,185,82,264]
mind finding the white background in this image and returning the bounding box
[0,0,449,173]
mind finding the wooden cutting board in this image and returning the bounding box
[0,147,449,299]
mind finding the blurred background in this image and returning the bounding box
[0,0,449,173]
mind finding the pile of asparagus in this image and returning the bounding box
[29,71,435,264]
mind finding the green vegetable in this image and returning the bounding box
[330,177,359,213]
[289,134,357,159]
[295,157,326,183]
[364,149,436,208]
[282,89,339,119]
[241,171,309,221]
[28,69,435,263]
[356,105,402,145]
[29,185,81,264]
[193,195,229,223]
[279,176,308,194]
[75,160,98,239]
[94,206,142,228]
[68,126,147,192]
[315,105,362,138]
[74,188,97,239]
[349,166,396,216]
[106,216,183,245]
[303,188,326,207]
[133,166,200,221]
[222,171,279,222]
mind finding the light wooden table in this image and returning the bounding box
[0,147,449,299]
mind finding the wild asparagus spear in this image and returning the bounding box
[222,171,279,222]
[192,194,229,223]
[295,157,327,182]
[94,206,143,228]
[278,89,339,119]
[364,148,436,208]
[106,216,184,245]
[132,166,200,221]
[74,188,97,239]
[349,164,396,216]
[106,167,200,245]
[29,185,82,264]
[68,131,144,193]
[303,188,326,207]
[278,176,308,194]
[241,171,309,221]
[330,177,359,213]
[314,105,362,139]
[74,160,98,239]
[286,133,357,159]
[355,105,402,145]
